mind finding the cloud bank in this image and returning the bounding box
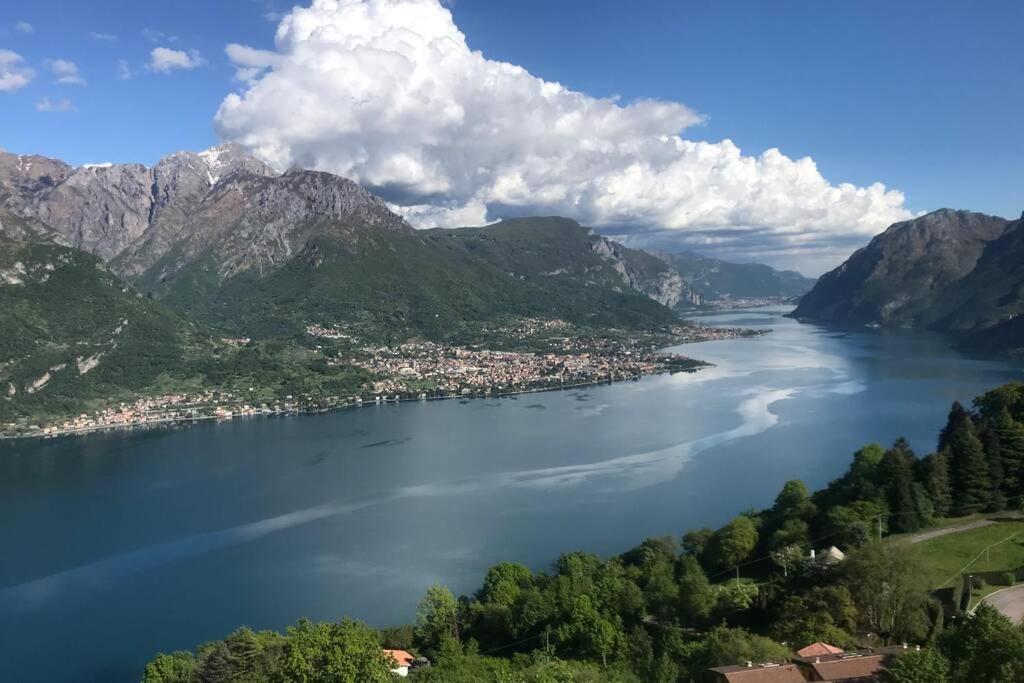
[215,0,913,273]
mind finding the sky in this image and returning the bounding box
[0,0,1021,276]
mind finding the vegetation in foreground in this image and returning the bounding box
[142,382,1024,682]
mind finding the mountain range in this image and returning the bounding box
[0,144,813,426]
[792,208,1024,354]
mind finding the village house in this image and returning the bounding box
[705,661,806,683]
[793,645,908,681]
[383,649,415,677]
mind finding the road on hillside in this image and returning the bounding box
[982,585,1024,624]
[909,519,995,544]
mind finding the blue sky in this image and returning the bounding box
[1,0,1021,273]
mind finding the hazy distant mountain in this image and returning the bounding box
[659,250,815,302]
[792,208,1024,354]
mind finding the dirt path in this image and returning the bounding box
[909,518,995,544]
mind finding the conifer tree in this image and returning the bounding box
[881,439,920,533]
[921,451,952,518]
[994,407,1024,502]
[938,402,972,453]
[979,425,1007,511]
[947,419,991,516]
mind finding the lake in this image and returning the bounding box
[2,308,1022,681]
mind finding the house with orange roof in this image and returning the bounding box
[796,642,844,658]
[383,649,416,677]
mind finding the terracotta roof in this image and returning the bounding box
[707,663,806,682]
[797,641,845,657]
[383,649,415,667]
[795,648,903,681]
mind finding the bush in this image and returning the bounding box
[1001,572,1016,586]
[971,576,987,591]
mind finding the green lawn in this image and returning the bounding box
[908,521,1024,589]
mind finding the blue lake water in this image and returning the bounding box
[1,308,1022,681]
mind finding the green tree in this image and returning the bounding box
[682,528,713,559]
[770,518,810,551]
[973,382,1024,423]
[479,562,533,608]
[920,451,952,518]
[560,594,623,666]
[824,499,887,547]
[993,407,1024,501]
[945,416,992,515]
[642,559,679,623]
[141,652,196,683]
[881,647,950,683]
[881,439,921,533]
[814,444,885,512]
[938,402,972,453]
[843,542,933,643]
[278,618,391,683]
[677,555,714,625]
[979,424,1007,511]
[771,480,816,522]
[714,580,759,614]
[416,584,461,654]
[706,516,759,572]
[771,585,857,649]
[940,603,1024,683]
[695,626,789,669]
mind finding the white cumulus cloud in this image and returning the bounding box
[148,47,206,73]
[47,58,85,85]
[0,49,33,91]
[15,21,33,34]
[215,0,913,272]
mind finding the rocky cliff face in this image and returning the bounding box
[115,167,411,286]
[2,144,278,263]
[792,209,1010,325]
[591,235,690,308]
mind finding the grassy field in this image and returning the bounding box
[908,521,1024,589]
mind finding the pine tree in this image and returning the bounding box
[979,425,1007,511]
[921,451,952,518]
[947,419,992,516]
[994,407,1024,502]
[939,402,973,453]
[881,440,920,533]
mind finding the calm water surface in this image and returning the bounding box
[2,309,1022,681]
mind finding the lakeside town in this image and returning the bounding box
[2,320,764,439]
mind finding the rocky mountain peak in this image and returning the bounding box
[792,209,1010,325]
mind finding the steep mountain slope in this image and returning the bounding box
[0,228,207,424]
[793,208,1024,355]
[792,209,1009,325]
[159,214,678,341]
[661,250,815,301]
[423,217,696,307]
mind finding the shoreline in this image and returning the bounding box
[0,363,712,443]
